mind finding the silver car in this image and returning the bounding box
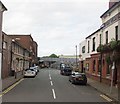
[24,68,36,77]
[69,71,87,85]
[30,66,39,74]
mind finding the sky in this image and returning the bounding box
[1,0,109,57]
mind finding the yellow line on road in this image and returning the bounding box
[0,78,24,97]
[100,94,113,102]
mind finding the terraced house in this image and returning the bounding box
[0,1,7,80]
[79,0,120,87]
[2,34,38,89]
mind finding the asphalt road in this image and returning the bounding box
[2,68,109,102]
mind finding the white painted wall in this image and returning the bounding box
[79,29,102,61]
[79,40,88,61]
[101,5,119,23]
[102,22,119,44]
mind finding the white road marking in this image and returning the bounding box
[49,76,51,80]
[49,73,52,80]
[52,89,56,99]
[100,94,113,102]
[49,72,50,77]
[50,81,53,86]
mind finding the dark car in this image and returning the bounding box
[69,71,87,85]
[60,65,72,76]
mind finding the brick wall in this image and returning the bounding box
[2,32,12,79]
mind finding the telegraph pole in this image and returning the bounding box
[75,45,78,69]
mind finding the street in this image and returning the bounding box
[2,68,110,103]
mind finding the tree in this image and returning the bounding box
[49,54,59,58]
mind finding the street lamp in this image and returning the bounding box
[75,45,78,69]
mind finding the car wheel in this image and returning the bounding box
[71,80,75,84]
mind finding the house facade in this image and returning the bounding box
[0,1,7,80]
[2,32,11,79]
[11,39,30,78]
[79,0,120,86]
[8,35,38,67]
[2,33,31,79]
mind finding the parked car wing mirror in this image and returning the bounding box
[72,73,75,75]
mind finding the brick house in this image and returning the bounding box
[2,32,31,79]
[0,1,7,80]
[8,35,38,67]
[2,32,12,79]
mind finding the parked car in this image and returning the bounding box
[60,65,72,76]
[24,68,36,78]
[69,71,87,85]
[30,66,39,74]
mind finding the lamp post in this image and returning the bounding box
[75,45,78,69]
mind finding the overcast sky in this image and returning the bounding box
[2,0,109,57]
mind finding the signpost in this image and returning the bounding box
[110,61,115,94]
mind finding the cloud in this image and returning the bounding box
[2,0,109,56]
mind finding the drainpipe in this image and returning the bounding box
[100,24,104,82]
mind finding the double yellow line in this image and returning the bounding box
[0,78,24,97]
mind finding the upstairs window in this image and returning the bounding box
[115,26,118,41]
[3,41,7,49]
[82,46,85,53]
[88,41,90,53]
[92,37,95,51]
[100,34,102,44]
[106,31,108,44]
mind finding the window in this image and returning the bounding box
[92,37,95,51]
[3,41,7,49]
[106,31,108,44]
[107,64,110,75]
[88,41,90,53]
[82,46,85,53]
[93,60,96,72]
[100,34,102,44]
[86,63,89,71]
[115,26,118,41]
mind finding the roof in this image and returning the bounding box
[100,1,120,18]
[0,1,7,11]
[8,34,34,41]
[86,28,101,39]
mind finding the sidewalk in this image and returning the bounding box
[87,78,118,102]
[2,72,23,91]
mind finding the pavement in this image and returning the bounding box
[87,78,119,102]
[2,71,23,91]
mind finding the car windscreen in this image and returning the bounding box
[25,69,34,71]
